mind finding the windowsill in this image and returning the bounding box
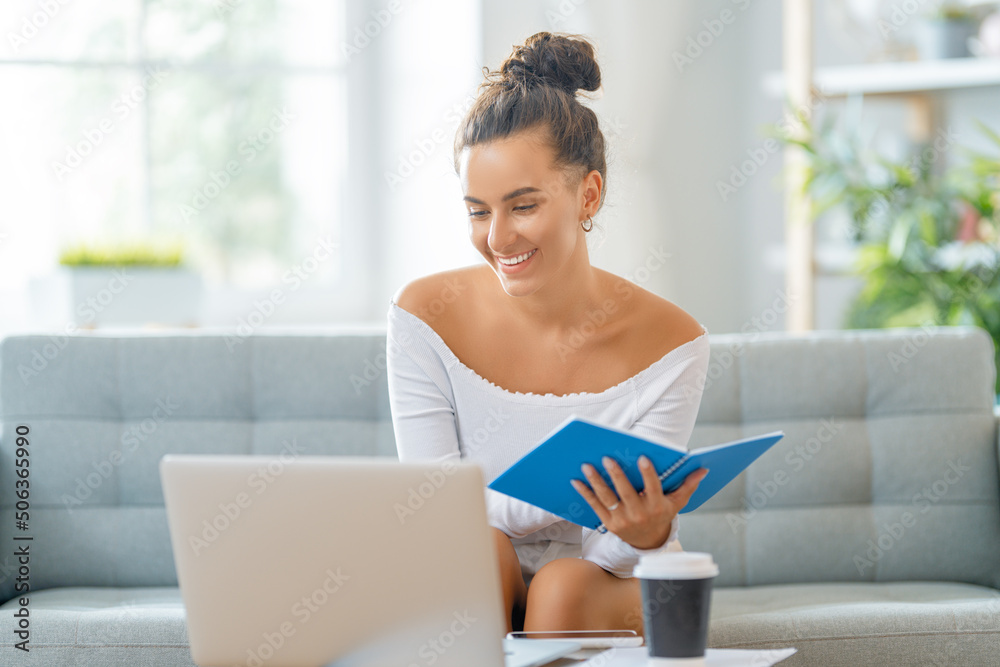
[0,283,391,337]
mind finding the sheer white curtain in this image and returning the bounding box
[0,0,484,334]
[374,0,483,309]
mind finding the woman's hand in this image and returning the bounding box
[571,456,709,551]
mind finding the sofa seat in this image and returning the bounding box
[6,581,999,667]
[710,581,1000,665]
[0,587,194,667]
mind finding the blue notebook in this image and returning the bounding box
[487,415,784,532]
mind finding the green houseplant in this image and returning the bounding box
[914,3,980,59]
[776,112,1000,395]
[30,237,202,328]
[58,239,185,268]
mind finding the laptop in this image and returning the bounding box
[160,455,580,667]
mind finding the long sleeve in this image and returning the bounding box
[385,303,565,539]
[580,332,711,577]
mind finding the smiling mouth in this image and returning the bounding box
[496,249,537,266]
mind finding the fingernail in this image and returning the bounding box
[639,455,651,467]
[602,456,615,468]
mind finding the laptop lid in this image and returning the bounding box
[160,455,508,667]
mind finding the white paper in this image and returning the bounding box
[574,646,797,666]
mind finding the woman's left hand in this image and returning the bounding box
[571,455,708,550]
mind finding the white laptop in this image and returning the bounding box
[159,455,579,667]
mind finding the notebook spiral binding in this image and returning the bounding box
[594,453,692,534]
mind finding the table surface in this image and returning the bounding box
[521,646,799,666]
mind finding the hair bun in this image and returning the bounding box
[499,32,600,95]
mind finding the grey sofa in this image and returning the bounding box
[0,325,997,666]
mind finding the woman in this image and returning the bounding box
[385,31,711,636]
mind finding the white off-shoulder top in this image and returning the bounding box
[385,298,711,578]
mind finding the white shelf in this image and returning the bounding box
[763,57,1000,97]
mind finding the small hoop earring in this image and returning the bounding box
[581,217,594,232]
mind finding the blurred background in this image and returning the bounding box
[1,0,999,349]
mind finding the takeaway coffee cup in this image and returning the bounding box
[633,552,719,666]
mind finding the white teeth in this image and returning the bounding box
[498,249,536,266]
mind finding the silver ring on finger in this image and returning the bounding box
[606,502,620,511]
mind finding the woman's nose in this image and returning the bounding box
[488,212,516,251]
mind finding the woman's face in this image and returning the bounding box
[459,128,600,298]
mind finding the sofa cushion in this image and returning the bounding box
[0,333,396,603]
[4,581,997,667]
[0,586,194,667]
[682,327,1000,589]
[710,581,1000,665]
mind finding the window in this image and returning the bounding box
[1,0,346,292]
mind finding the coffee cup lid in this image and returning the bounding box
[632,551,719,580]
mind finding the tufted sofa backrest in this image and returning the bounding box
[679,325,1000,589]
[1,325,997,604]
[0,332,394,604]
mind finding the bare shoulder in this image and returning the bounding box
[391,265,484,328]
[610,275,706,356]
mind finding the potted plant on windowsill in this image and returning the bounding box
[29,238,203,329]
[914,3,980,59]
[775,112,1000,397]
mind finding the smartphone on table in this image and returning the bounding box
[506,629,643,648]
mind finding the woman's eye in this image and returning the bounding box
[514,204,537,212]
[468,210,489,218]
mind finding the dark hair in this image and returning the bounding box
[454,31,608,209]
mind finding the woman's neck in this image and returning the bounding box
[489,248,613,337]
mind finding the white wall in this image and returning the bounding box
[391,0,749,333]
[407,0,999,335]
[4,0,997,334]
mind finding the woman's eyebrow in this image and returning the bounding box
[463,186,542,205]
